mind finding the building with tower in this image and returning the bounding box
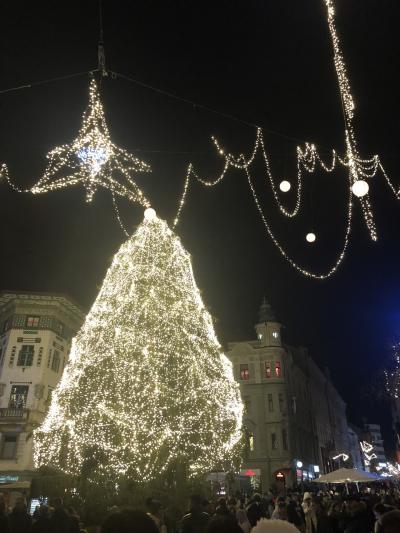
[0,291,84,490]
[227,298,350,490]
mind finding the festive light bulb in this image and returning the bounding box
[351,179,369,197]
[279,180,291,192]
[306,232,316,243]
[144,207,157,221]
[34,214,243,482]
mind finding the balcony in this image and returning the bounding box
[0,408,29,421]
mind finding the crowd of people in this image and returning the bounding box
[2,489,400,533]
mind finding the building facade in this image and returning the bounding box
[0,291,84,486]
[363,423,387,470]
[227,299,350,490]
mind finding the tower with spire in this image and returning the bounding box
[255,297,282,347]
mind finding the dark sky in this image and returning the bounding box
[1,1,400,454]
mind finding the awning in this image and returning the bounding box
[0,481,31,489]
[312,468,381,484]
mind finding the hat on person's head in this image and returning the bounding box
[252,518,299,533]
[303,492,312,501]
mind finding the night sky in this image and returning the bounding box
[1,1,400,455]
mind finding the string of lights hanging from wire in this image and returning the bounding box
[0,0,399,279]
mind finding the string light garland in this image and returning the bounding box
[172,0,400,277]
[1,0,400,279]
[2,78,151,206]
[34,209,243,482]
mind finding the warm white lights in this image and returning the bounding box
[30,78,150,205]
[351,180,369,197]
[279,180,291,193]
[144,207,157,221]
[306,233,316,243]
[34,214,243,482]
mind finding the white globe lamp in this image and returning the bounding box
[306,232,316,243]
[351,180,369,197]
[279,180,291,192]
[144,207,157,221]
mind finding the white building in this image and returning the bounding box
[0,291,84,486]
[227,298,350,490]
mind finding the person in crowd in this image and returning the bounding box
[32,505,52,533]
[181,494,210,533]
[271,497,288,521]
[301,493,316,533]
[101,508,159,533]
[236,497,251,533]
[251,518,301,533]
[379,509,400,533]
[373,503,395,533]
[246,493,267,528]
[327,500,345,533]
[48,497,75,533]
[205,515,243,533]
[227,498,237,517]
[312,498,332,533]
[0,493,10,533]
[344,498,374,533]
[286,499,304,532]
[215,498,230,517]
[146,498,168,533]
[8,497,32,533]
[66,507,81,533]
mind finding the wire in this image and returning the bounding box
[0,69,98,96]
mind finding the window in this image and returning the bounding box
[268,393,274,412]
[279,393,284,412]
[51,350,61,373]
[275,361,282,377]
[282,429,288,450]
[272,331,279,339]
[9,385,29,409]
[17,345,34,366]
[9,346,16,367]
[240,364,249,380]
[271,432,277,450]
[37,347,43,367]
[265,362,271,378]
[1,435,18,459]
[26,316,40,328]
[249,433,255,451]
[2,319,9,333]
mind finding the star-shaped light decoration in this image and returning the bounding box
[31,78,151,206]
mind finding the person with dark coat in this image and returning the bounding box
[32,505,52,533]
[246,494,267,528]
[344,499,374,533]
[181,495,210,533]
[0,494,10,533]
[48,498,74,533]
[8,497,32,533]
[101,509,159,533]
[313,498,333,533]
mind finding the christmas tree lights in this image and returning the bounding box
[34,209,243,482]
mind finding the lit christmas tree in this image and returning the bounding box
[34,208,243,484]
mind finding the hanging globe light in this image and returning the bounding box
[351,180,369,197]
[279,180,291,192]
[306,232,316,243]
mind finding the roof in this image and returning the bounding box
[0,290,85,319]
